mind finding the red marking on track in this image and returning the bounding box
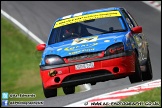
[89,96,127,102]
[110,88,152,95]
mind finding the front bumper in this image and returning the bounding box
[40,50,135,89]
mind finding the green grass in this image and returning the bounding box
[1,17,80,102]
[112,87,161,107]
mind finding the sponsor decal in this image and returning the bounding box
[63,36,98,55]
[72,36,98,45]
[104,40,110,42]
[125,32,132,41]
[131,43,135,48]
[54,11,121,28]
[57,48,62,51]
[64,42,98,51]
[69,48,95,55]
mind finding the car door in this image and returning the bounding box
[121,8,148,64]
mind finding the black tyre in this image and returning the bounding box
[129,52,143,83]
[42,84,57,98]
[142,50,153,81]
[63,86,75,95]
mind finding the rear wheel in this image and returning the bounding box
[129,52,143,83]
[42,84,57,98]
[63,86,75,95]
[142,50,153,81]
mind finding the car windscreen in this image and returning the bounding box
[48,15,127,45]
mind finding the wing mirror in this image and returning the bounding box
[131,26,142,33]
[36,44,46,51]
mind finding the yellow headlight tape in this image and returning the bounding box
[54,11,121,28]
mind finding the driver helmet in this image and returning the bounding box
[65,23,81,35]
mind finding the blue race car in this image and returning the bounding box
[36,7,153,98]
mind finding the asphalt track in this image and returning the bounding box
[1,1,161,107]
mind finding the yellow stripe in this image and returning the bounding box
[54,11,121,28]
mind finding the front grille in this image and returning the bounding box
[62,70,111,82]
[61,70,127,87]
[65,51,104,63]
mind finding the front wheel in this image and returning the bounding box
[63,86,75,95]
[42,84,57,98]
[129,52,143,83]
[142,50,153,81]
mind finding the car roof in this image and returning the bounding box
[55,7,124,22]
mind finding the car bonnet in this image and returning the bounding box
[43,32,128,58]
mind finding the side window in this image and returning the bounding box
[48,29,55,45]
[127,11,138,26]
[48,28,60,45]
[126,18,134,28]
[121,9,136,29]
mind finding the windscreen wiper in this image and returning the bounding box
[102,29,126,34]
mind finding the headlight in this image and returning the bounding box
[105,42,124,56]
[45,55,65,65]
